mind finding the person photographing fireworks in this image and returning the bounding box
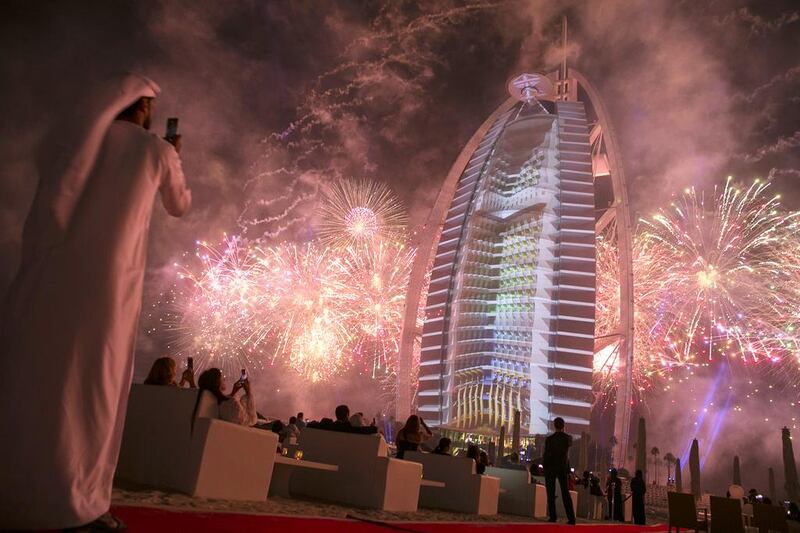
[0,73,191,530]
[543,417,576,525]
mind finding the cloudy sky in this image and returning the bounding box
[2,0,799,492]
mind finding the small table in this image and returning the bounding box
[268,455,339,498]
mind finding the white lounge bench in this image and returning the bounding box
[486,466,546,517]
[406,452,500,515]
[288,427,422,511]
[117,384,278,501]
[269,454,338,498]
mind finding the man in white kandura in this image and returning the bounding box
[0,73,191,530]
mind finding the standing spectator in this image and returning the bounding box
[590,475,604,496]
[606,468,624,522]
[630,469,647,525]
[395,415,432,459]
[295,412,306,430]
[787,501,799,522]
[0,74,190,531]
[543,417,576,525]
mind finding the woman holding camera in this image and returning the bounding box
[192,368,257,427]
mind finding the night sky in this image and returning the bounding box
[1,0,799,494]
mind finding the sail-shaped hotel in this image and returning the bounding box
[399,71,609,438]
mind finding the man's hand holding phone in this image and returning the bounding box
[164,117,182,153]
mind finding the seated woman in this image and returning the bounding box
[144,356,195,388]
[281,416,301,444]
[466,444,486,474]
[433,437,452,455]
[395,415,432,459]
[191,368,257,427]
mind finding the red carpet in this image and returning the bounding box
[111,505,669,532]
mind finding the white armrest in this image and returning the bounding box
[379,458,422,512]
[191,418,278,501]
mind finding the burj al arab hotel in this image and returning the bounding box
[396,51,635,462]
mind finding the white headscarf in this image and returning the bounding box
[21,73,160,265]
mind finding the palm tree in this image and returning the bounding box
[651,447,660,485]
[664,453,676,485]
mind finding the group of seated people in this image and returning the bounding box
[143,357,389,439]
[143,356,503,477]
[145,357,269,430]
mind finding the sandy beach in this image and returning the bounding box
[113,485,670,526]
[113,486,544,523]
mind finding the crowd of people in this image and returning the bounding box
[140,359,653,526]
[142,356,800,528]
[141,357,503,481]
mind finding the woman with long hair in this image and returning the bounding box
[466,444,486,474]
[191,368,257,428]
[144,356,195,387]
[395,414,432,459]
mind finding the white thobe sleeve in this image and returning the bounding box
[159,146,191,217]
[218,394,258,427]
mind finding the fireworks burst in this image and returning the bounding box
[338,240,416,377]
[164,236,270,377]
[155,180,417,390]
[642,178,800,369]
[316,179,408,247]
[593,178,800,404]
[254,242,354,382]
[594,227,682,403]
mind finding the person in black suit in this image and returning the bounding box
[543,417,576,525]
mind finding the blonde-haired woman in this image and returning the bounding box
[143,356,195,388]
[395,415,432,459]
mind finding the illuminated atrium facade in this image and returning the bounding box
[414,73,597,436]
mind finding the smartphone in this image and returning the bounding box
[239,369,247,383]
[187,357,193,371]
[166,117,179,138]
